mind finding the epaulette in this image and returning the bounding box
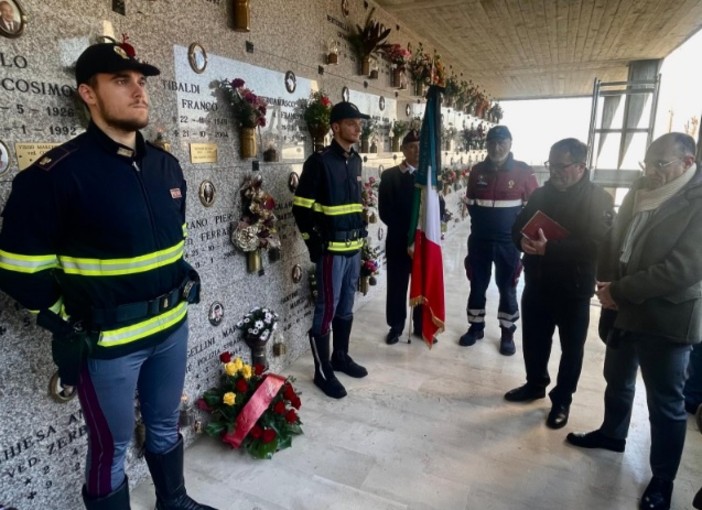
[146,141,180,163]
[34,142,79,172]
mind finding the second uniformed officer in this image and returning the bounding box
[292,101,370,399]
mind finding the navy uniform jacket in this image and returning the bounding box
[0,122,191,359]
[292,139,366,256]
[467,153,538,242]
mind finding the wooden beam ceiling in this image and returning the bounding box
[374,0,702,99]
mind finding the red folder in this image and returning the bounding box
[521,210,570,241]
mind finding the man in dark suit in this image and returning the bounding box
[379,130,423,344]
[0,1,20,34]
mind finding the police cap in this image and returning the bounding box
[329,101,370,124]
[75,43,160,86]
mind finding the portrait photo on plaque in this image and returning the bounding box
[199,179,216,207]
[0,0,25,38]
[208,301,224,326]
[284,70,297,93]
[188,42,208,74]
[288,171,299,193]
[291,264,303,284]
[341,86,350,103]
[0,140,11,176]
[379,96,385,111]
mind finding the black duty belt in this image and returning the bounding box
[326,228,366,243]
[91,271,200,328]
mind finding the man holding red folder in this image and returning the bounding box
[505,138,614,430]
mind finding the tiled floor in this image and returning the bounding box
[132,220,702,510]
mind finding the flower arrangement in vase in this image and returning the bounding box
[360,119,376,153]
[359,244,381,295]
[380,43,411,88]
[391,120,408,152]
[303,91,333,152]
[219,78,267,158]
[347,7,391,75]
[361,176,379,223]
[230,175,280,273]
[236,306,279,367]
[198,351,303,459]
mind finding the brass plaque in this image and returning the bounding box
[15,143,61,171]
[189,143,218,164]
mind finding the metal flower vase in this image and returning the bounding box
[232,0,250,32]
[391,68,403,88]
[308,123,329,152]
[245,335,268,368]
[359,56,370,76]
[240,127,257,159]
[358,276,369,295]
[247,249,262,273]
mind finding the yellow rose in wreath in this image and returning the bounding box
[222,392,236,406]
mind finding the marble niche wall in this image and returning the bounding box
[0,0,491,508]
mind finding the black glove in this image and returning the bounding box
[51,327,94,386]
[306,238,324,263]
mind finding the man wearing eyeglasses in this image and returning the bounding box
[568,133,702,510]
[505,138,614,431]
[460,125,538,355]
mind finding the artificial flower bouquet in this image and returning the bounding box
[231,175,280,253]
[199,351,303,459]
[303,90,333,131]
[360,244,381,285]
[219,77,267,128]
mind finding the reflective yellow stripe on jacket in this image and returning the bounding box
[59,241,184,276]
[327,239,365,252]
[0,249,59,273]
[312,203,363,215]
[98,301,188,347]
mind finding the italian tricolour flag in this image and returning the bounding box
[408,85,445,347]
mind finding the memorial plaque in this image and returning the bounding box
[14,143,61,170]
[189,143,218,163]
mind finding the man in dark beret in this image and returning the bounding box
[0,42,215,509]
[378,129,425,344]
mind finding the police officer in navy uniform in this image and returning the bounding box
[0,42,215,510]
[460,125,538,355]
[379,129,424,344]
[292,101,370,399]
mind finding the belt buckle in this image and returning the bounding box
[182,281,195,301]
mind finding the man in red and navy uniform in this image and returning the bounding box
[460,125,538,355]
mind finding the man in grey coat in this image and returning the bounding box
[567,133,702,510]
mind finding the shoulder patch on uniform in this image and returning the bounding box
[146,141,180,163]
[34,143,79,172]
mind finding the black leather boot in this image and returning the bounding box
[144,435,217,510]
[330,317,368,378]
[82,477,130,510]
[309,330,347,398]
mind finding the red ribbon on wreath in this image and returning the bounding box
[228,373,285,448]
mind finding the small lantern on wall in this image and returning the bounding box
[326,39,339,65]
[232,0,250,32]
[369,59,379,80]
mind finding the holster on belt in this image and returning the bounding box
[37,310,95,386]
